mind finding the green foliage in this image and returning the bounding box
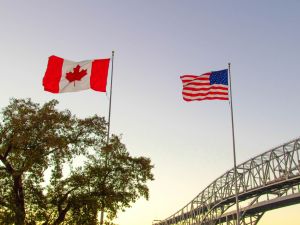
[0,98,154,225]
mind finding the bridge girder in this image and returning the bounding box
[154,137,300,225]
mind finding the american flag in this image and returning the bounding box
[180,69,229,101]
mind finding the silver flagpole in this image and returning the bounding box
[100,51,115,225]
[228,63,240,225]
[107,51,115,143]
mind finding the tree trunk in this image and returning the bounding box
[53,213,67,225]
[13,175,25,225]
[53,203,71,225]
[100,210,104,225]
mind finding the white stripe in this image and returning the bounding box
[183,89,228,94]
[183,80,210,85]
[183,84,228,89]
[183,84,211,89]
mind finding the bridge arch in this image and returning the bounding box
[154,137,300,225]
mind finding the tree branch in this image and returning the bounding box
[0,155,14,174]
[53,201,72,225]
[3,143,13,159]
[59,187,78,206]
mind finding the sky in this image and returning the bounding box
[0,1,300,224]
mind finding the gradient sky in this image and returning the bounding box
[0,1,300,225]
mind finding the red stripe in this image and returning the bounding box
[180,75,199,79]
[182,81,210,87]
[182,77,209,82]
[180,73,211,79]
[182,91,228,97]
[183,96,229,101]
[183,86,228,91]
[90,58,110,92]
[182,77,209,84]
[181,76,210,85]
[43,55,63,93]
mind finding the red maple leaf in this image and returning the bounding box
[66,65,87,84]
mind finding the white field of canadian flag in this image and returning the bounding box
[43,55,110,93]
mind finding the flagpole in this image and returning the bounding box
[100,51,115,225]
[228,63,240,225]
[107,51,115,144]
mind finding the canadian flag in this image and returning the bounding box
[43,55,110,93]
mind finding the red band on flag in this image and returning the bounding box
[90,58,110,92]
[43,55,64,93]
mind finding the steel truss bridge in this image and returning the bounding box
[153,137,300,225]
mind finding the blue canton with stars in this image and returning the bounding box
[209,69,228,85]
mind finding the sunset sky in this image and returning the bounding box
[0,1,300,224]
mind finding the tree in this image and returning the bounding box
[0,98,79,225]
[72,135,154,225]
[0,98,154,225]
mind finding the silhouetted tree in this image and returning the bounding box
[0,98,154,225]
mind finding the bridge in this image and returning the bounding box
[153,137,300,225]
